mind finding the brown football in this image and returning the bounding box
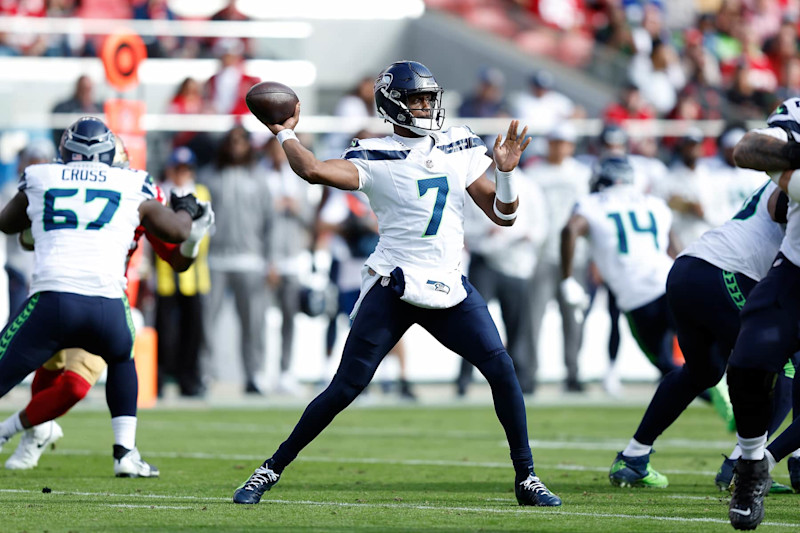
[245,81,299,125]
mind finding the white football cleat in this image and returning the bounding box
[5,421,63,470]
[113,445,160,478]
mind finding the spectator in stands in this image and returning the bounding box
[133,0,183,58]
[513,70,581,135]
[681,28,722,89]
[458,67,508,118]
[652,130,712,249]
[526,123,591,392]
[629,39,686,115]
[458,164,547,396]
[726,60,775,117]
[199,126,273,395]
[155,147,211,398]
[51,75,103,145]
[261,137,315,396]
[322,77,376,159]
[168,77,215,159]
[765,18,800,88]
[204,38,259,115]
[603,81,655,124]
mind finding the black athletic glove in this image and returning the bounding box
[780,135,800,168]
[170,192,203,220]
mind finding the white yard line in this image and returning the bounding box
[48,448,720,476]
[0,488,795,528]
[106,503,195,510]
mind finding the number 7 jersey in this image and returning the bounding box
[574,185,673,312]
[21,161,157,298]
[343,126,492,276]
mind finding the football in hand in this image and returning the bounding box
[246,81,299,126]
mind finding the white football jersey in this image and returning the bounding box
[681,181,784,282]
[21,161,157,298]
[748,121,800,269]
[343,126,492,276]
[575,185,673,312]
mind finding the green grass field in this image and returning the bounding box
[0,401,798,532]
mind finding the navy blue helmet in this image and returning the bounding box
[374,61,445,135]
[599,123,628,148]
[590,155,634,193]
[59,117,116,165]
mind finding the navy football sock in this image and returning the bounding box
[768,371,793,436]
[475,353,534,480]
[105,358,138,418]
[633,366,711,446]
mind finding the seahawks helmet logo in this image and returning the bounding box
[426,280,450,294]
[375,73,393,93]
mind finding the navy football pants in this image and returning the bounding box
[625,294,680,377]
[272,279,534,477]
[729,253,800,439]
[0,291,138,418]
[631,256,759,445]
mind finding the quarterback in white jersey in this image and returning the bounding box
[0,118,195,478]
[234,60,562,508]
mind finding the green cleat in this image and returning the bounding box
[768,480,794,494]
[708,381,736,433]
[609,451,669,488]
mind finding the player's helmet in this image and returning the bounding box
[374,61,445,135]
[767,98,800,142]
[590,155,634,193]
[112,135,130,168]
[59,117,116,165]
[599,123,628,149]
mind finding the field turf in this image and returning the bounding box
[0,401,798,532]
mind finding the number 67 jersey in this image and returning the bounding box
[21,161,157,299]
[574,185,674,312]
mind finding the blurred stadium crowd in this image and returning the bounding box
[0,0,793,401]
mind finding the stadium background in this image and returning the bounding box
[0,0,787,393]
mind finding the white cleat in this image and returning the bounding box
[113,445,160,478]
[5,421,63,470]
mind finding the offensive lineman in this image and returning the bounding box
[721,97,800,529]
[0,138,214,475]
[0,117,198,476]
[233,61,562,506]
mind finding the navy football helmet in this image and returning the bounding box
[59,117,116,165]
[374,61,445,135]
[590,155,634,193]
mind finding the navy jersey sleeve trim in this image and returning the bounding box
[344,149,410,161]
[436,136,485,154]
[141,173,157,199]
[18,171,28,191]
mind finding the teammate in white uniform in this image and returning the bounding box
[561,155,678,372]
[233,61,562,507]
[722,97,800,529]
[0,118,195,475]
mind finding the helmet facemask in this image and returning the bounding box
[376,85,445,135]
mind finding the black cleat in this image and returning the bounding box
[233,461,280,504]
[729,457,770,530]
[788,456,800,492]
[515,473,562,507]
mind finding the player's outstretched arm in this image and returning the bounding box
[560,214,589,280]
[266,103,359,191]
[467,120,529,227]
[139,200,193,243]
[733,131,796,172]
[0,191,31,234]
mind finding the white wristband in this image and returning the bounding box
[494,168,518,204]
[277,129,297,145]
[180,239,201,259]
[493,199,518,221]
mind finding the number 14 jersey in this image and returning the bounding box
[21,161,157,298]
[574,185,673,312]
[343,126,492,276]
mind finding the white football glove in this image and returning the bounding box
[559,277,590,312]
[180,201,215,258]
